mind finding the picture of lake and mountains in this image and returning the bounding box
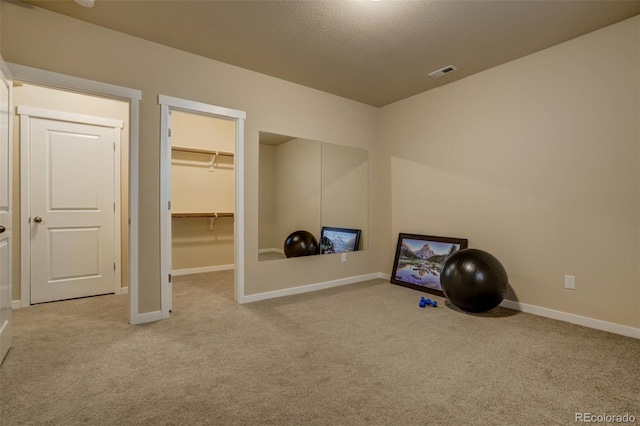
[394,238,461,291]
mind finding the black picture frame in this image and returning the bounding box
[320,227,361,254]
[390,233,468,296]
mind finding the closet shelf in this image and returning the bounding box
[171,146,234,157]
[172,212,234,218]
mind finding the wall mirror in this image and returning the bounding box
[258,132,368,261]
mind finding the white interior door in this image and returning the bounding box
[0,70,12,364]
[26,113,119,304]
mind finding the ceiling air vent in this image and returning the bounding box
[428,65,457,79]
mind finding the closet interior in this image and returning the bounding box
[170,110,235,276]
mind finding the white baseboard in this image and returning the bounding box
[500,299,640,339]
[240,269,638,339]
[239,272,383,304]
[172,264,234,276]
[129,310,162,325]
[258,248,284,254]
[120,287,128,295]
[383,269,636,339]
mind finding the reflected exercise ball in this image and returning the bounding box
[440,249,508,313]
[284,230,318,258]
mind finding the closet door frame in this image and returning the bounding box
[158,95,246,318]
[8,62,143,325]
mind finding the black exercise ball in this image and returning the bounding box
[284,230,318,258]
[440,249,508,313]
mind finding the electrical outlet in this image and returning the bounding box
[341,253,347,263]
[564,275,575,290]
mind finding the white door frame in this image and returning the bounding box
[158,95,246,319]
[6,63,144,324]
[0,58,13,363]
[18,106,123,305]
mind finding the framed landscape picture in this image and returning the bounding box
[320,227,361,254]
[391,233,468,296]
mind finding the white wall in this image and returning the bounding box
[378,16,640,328]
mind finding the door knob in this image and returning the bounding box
[33,216,43,223]
[0,225,5,233]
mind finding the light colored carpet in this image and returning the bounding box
[1,271,638,425]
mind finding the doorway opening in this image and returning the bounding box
[5,63,142,324]
[14,83,130,307]
[159,95,246,318]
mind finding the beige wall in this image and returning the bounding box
[172,110,235,153]
[258,144,277,250]
[259,140,369,253]
[171,111,235,214]
[171,110,235,270]
[321,143,368,250]
[378,16,640,328]
[1,3,379,311]
[5,3,634,329]
[11,84,130,301]
[274,138,321,248]
[171,219,234,270]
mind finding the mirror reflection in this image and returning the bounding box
[258,132,368,261]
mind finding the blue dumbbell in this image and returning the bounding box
[419,297,438,308]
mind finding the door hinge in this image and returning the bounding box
[113,142,116,151]
[168,274,172,283]
[114,262,116,271]
[168,128,172,137]
[168,201,171,210]
[114,202,116,212]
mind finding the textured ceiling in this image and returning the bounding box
[23,0,640,107]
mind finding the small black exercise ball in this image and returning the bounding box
[440,249,508,313]
[284,230,319,258]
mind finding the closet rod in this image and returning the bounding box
[172,212,234,218]
[171,146,234,157]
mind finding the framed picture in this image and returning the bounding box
[320,227,361,254]
[391,233,468,296]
